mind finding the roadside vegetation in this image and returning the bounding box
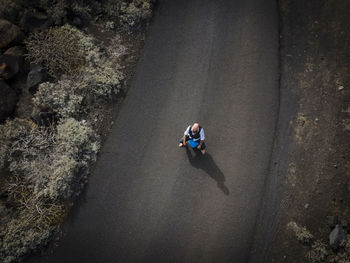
[0,0,156,262]
[288,221,350,262]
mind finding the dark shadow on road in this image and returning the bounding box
[185,147,230,195]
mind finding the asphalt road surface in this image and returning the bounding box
[36,0,279,262]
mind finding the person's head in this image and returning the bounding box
[192,123,199,133]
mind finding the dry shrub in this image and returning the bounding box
[307,240,328,262]
[31,27,125,123]
[0,118,99,200]
[288,221,350,263]
[25,24,84,77]
[80,32,125,97]
[0,174,67,263]
[33,79,85,119]
[63,27,125,98]
[287,221,314,244]
[119,0,153,29]
[0,118,98,262]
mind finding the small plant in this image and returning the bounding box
[307,240,328,262]
[287,221,314,244]
[119,0,153,29]
[25,24,84,77]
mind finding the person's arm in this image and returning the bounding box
[183,126,190,145]
[183,135,187,145]
[197,129,205,149]
[200,128,205,140]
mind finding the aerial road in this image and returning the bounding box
[35,0,279,262]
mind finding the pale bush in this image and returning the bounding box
[45,155,78,199]
[56,118,96,157]
[32,27,126,120]
[67,27,125,98]
[33,79,85,119]
[0,118,99,200]
[83,60,124,97]
[37,118,99,199]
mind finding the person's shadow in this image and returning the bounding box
[186,147,229,195]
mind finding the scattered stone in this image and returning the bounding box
[4,46,25,70]
[27,64,47,94]
[304,203,309,209]
[0,80,17,123]
[329,224,346,250]
[0,19,24,49]
[338,86,344,91]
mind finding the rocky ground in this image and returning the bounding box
[251,0,350,262]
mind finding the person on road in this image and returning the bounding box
[179,123,206,155]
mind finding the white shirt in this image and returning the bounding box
[184,125,205,141]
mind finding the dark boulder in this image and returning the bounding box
[0,19,24,49]
[0,54,19,80]
[329,224,347,250]
[27,64,47,94]
[0,80,18,123]
[19,10,52,32]
[4,46,24,57]
[72,17,83,27]
[0,1,22,24]
[4,46,25,70]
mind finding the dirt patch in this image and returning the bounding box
[251,0,350,262]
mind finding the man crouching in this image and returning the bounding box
[179,123,206,155]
